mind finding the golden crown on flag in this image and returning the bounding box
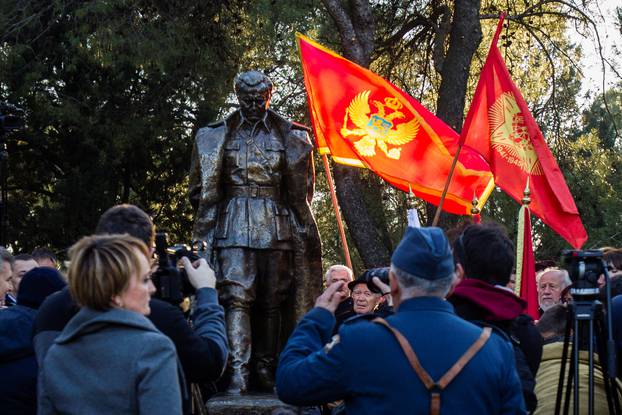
[489,92,543,175]
[340,90,419,160]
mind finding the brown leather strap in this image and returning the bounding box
[430,392,441,415]
[373,318,492,415]
[437,327,491,389]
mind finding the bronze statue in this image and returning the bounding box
[189,71,322,395]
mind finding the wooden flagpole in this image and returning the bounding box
[321,154,352,269]
[431,142,464,226]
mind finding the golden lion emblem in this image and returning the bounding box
[489,92,542,175]
[340,90,419,160]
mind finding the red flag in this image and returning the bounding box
[297,34,495,215]
[516,202,539,319]
[460,15,587,248]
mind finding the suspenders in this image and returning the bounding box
[373,318,492,415]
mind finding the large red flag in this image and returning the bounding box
[297,34,495,215]
[460,16,587,248]
[516,201,539,319]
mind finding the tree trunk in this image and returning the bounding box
[428,0,483,226]
[321,0,392,268]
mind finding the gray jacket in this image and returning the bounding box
[38,307,182,414]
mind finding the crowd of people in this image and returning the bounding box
[0,204,227,414]
[1,205,622,414]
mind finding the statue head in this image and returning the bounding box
[234,71,273,122]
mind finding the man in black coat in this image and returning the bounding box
[0,267,66,415]
[448,222,543,413]
[33,204,228,414]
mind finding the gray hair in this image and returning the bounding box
[0,247,13,270]
[325,264,353,284]
[536,267,571,289]
[390,265,455,298]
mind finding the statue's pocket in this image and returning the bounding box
[274,206,292,241]
[224,140,241,167]
[264,140,285,168]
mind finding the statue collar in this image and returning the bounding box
[235,111,270,134]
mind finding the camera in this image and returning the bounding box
[361,267,390,294]
[560,249,605,298]
[152,232,206,305]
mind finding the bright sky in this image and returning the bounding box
[568,1,622,108]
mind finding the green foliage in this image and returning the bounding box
[0,0,620,269]
[580,88,622,149]
[0,0,244,253]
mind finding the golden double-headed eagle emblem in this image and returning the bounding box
[489,92,543,175]
[340,90,419,160]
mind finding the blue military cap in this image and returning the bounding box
[391,227,454,280]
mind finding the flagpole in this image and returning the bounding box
[432,14,507,227]
[515,177,531,295]
[321,154,353,269]
[431,142,463,226]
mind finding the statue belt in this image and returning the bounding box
[226,185,280,199]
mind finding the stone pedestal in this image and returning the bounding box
[206,393,310,415]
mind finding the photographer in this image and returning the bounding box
[33,204,227,414]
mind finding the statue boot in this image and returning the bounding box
[225,307,251,395]
[254,309,280,392]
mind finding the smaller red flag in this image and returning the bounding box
[516,204,539,320]
[460,15,587,248]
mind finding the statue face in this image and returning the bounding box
[237,88,271,121]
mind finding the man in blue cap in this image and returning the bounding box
[276,227,525,414]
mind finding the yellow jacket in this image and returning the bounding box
[534,341,620,414]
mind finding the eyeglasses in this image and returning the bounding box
[607,265,619,273]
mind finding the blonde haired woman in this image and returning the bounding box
[38,234,182,414]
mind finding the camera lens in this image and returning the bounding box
[362,267,390,294]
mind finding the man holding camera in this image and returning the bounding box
[33,204,228,414]
[276,227,524,414]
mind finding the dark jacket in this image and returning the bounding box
[277,297,525,414]
[449,278,543,412]
[33,286,228,411]
[332,297,355,335]
[0,305,38,415]
[38,307,182,414]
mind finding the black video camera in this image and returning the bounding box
[151,232,206,306]
[361,267,390,294]
[560,249,605,299]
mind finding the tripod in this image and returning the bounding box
[554,267,621,415]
